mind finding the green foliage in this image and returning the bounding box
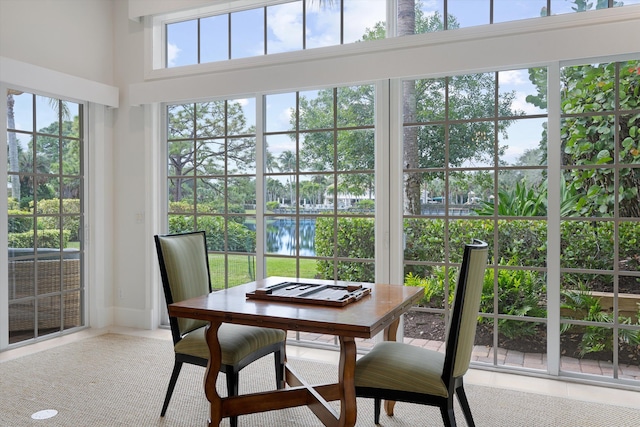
[8,229,70,248]
[404,269,455,308]
[480,265,547,339]
[355,199,374,210]
[168,215,255,253]
[530,60,640,218]
[7,197,20,210]
[35,198,82,241]
[315,217,375,282]
[8,209,32,233]
[266,201,280,211]
[474,176,581,217]
[561,285,640,356]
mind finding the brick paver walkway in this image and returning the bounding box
[288,331,640,381]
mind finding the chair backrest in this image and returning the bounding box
[443,239,489,380]
[154,231,212,342]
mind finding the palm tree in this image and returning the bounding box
[7,90,22,200]
[278,150,296,206]
[6,91,71,202]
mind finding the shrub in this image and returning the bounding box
[315,217,375,282]
[266,201,280,211]
[168,215,255,252]
[8,229,70,248]
[8,210,32,233]
[35,198,82,241]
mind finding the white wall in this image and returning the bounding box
[0,0,117,330]
[0,0,115,86]
[111,0,155,328]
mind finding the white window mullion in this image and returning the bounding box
[388,78,404,286]
[0,83,9,349]
[546,62,562,376]
[255,94,266,280]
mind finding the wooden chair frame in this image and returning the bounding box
[155,231,285,427]
[356,239,488,427]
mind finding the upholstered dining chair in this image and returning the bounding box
[355,239,489,427]
[154,231,286,427]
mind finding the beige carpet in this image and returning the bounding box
[1,334,638,427]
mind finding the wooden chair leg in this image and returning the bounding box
[440,401,457,427]
[161,360,183,416]
[226,370,239,427]
[274,349,285,389]
[456,385,475,427]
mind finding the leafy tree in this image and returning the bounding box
[167,101,255,205]
[528,60,640,217]
[360,5,518,214]
[527,1,639,218]
[294,85,375,202]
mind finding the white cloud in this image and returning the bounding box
[499,69,527,85]
[167,43,180,67]
[511,91,546,115]
[267,3,304,53]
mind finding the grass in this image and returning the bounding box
[208,254,318,289]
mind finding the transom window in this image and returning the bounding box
[156,0,639,70]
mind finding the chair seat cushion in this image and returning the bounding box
[175,324,285,366]
[355,341,448,398]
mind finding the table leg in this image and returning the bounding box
[338,336,357,427]
[204,322,223,427]
[383,318,400,417]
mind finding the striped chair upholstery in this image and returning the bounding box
[355,239,489,427]
[155,231,286,427]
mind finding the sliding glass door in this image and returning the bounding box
[5,90,85,345]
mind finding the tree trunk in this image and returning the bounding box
[7,93,21,200]
[399,0,420,215]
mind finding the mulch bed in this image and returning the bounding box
[404,311,640,366]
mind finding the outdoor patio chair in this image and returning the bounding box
[355,239,489,427]
[154,231,286,427]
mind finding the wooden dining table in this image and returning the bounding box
[168,276,424,427]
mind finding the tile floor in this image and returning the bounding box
[2,326,639,410]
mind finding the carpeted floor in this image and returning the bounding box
[1,333,638,426]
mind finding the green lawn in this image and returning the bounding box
[208,254,317,289]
